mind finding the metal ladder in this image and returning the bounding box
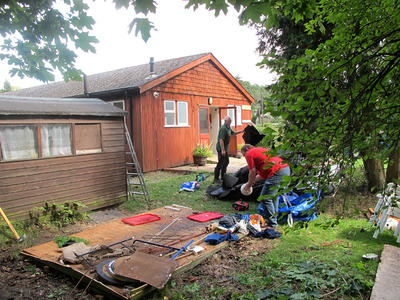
[124,123,151,204]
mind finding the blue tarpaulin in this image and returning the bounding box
[258,191,321,225]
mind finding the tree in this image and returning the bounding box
[258,0,400,191]
[0,0,98,82]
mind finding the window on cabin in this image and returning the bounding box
[164,100,176,126]
[200,108,209,134]
[164,100,189,127]
[41,124,72,157]
[177,101,188,126]
[75,124,102,154]
[227,105,242,126]
[0,125,38,160]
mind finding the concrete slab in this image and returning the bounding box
[370,244,400,300]
[165,154,246,175]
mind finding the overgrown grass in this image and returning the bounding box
[1,166,397,299]
[131,169,398,300]
[164,216,397,300]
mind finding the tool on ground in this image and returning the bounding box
[73,249,95,268]
[232,200,249,211]
[170,239,194,260]
[131,239,180,252]
[196,174,210,183]
[73,237,136,258]
[0,207,26,243]
[165,230,207,247]
[147,217,181,242]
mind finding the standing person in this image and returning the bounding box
[241,144,290,228]
[213,115,243,184]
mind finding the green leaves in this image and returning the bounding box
[0,0,97,82]
[128,18,155,42]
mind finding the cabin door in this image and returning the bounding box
[199,107,210,145]
[218,106,238,155]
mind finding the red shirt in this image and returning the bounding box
[245,147,288,180]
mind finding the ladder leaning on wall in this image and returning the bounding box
[124,123,151,205]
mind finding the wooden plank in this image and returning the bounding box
[2,176,126,209]
[21,206,240,300]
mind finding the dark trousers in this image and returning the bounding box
[214,151,230,180]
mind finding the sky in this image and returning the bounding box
[0,0,276,89]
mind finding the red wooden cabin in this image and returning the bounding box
[6,53,255,172]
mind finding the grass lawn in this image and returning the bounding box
[129,170,399,300]
[1,168,397,299]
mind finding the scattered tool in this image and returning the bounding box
[0,207,26,243]
[232,200,249,211]
[196,174,210,183]
[170,239,194,260]
[147,217,181,242]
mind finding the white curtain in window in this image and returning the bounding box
[41,124,72,157]
[0,125,38,160]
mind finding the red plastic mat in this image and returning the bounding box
[122,214,161,226]
[187,211,224,222]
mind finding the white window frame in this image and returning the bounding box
[227,105,242,126]
[164,100,189,127]
[164,100,176,126]
[177,101,188,126]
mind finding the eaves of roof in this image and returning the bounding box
[0,95,127,117]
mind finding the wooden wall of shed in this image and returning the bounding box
[139,60,253,171]
[0,117,126,220]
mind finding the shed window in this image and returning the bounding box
[41,124,72,157]
[75,124,102,154]
[0,125,38,160]
[164,100,189,127]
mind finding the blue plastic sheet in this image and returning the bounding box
[258,191,320,222]
[179,181,200,192]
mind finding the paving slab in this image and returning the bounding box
[370,244,400,300]
[165,154,246,175]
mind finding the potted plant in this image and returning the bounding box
[192,143,213,166]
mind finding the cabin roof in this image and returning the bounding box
[3,53,254,102]
[0,95,127,117]
[4,53,211,98]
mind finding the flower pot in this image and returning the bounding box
[193,155,207,166]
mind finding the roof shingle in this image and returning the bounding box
[3,53,210,98]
